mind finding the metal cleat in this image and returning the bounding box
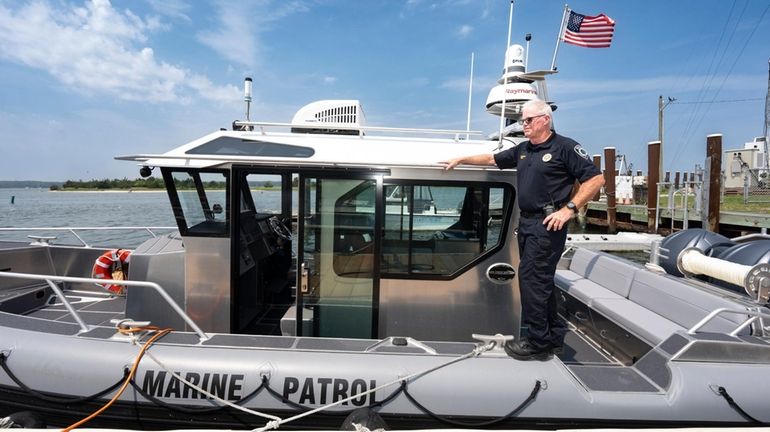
[472,333,514,353]
[27,235,56,246]
[111,318,152,329]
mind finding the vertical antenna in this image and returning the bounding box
[466,52,475,140]
[244,77,253,122]
[497,0,514,149]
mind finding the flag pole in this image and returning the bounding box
[550,4,569,71]
[497,0,514,149]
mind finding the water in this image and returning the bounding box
[0,188,623,253]
[0,188,176,247]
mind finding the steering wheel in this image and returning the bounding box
[268,216,293,241]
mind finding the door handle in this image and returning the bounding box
[300,262,309,294]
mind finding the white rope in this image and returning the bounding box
[129,332,281,423]
[130,328,495,432]
[681,249,749,286]
[353,422,385,432]
[251,341,496,432]
[141,350,281,422]
[0,416,13,429]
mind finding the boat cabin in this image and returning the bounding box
[121,100,524,342]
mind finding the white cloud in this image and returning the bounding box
[323,76,337,85]
[402,0,490,18]
[456,24,473,39]
[0,0,239,104]
[145,0,192,22]
[197,0,310,69]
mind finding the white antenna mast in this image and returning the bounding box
[244,77,253,121]
[497,0,515,149]
[466,52,475,140]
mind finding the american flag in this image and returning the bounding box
[563,11,615,48]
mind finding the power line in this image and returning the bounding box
[675,0,740,150]
[669,0,770,168]
[672,97,764,105]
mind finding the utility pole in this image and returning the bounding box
[658,95,676,181]
[764,59,770,172]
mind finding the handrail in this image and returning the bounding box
[232,120,485,137]
[687,307,770,337]
[0,227,177,248]
[0,271,209,342]
[657,181,704,232]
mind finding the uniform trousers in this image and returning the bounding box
[516,216,569,350]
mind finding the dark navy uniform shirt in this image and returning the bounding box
[493,132,601,213]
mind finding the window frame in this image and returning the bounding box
[331,178,514,281]
[162,168,231,238]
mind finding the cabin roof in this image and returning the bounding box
[117,129,524,171]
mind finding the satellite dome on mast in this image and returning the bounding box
[485,43,557,120]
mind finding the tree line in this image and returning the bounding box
[53,177,290,190]
[54,177,166,190]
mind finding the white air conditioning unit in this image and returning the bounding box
[291,100,366,135]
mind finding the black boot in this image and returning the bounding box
[503,339,553,361]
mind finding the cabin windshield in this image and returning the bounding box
[167,170,230,236]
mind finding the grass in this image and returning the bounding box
[657,193,770,214]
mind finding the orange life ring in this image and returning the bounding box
[91,249,130,295]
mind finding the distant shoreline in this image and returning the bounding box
[51,189,167,193]
[2,186,283,192]
[51,187,279,193]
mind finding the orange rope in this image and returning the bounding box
[62,327,172,432]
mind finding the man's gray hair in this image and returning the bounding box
[522,99,552,116]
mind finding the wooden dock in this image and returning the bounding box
[583,202,770,237]
[586,134,770,237]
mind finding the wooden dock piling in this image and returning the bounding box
[647,141,661,233]
[604,147,617,233]
[592,154,602,202]
[706,134,723,232]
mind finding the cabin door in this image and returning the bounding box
[296,175,381,338]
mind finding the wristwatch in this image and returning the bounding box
[566,201,578,213]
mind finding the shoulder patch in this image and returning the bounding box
[573,145,589,160]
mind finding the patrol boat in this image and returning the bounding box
[2,44,770,430]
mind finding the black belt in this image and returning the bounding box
[520,202,568,219]
[520,210,546,219]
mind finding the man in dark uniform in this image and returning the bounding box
[441,100,604,360]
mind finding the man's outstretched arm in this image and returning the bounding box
[440,153,496,170]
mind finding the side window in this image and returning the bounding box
[332,180,376,277]
[382,183,509,277]
[169,170,229,236]
[329,181,511,279]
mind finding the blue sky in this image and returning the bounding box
[0,0,768,181]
